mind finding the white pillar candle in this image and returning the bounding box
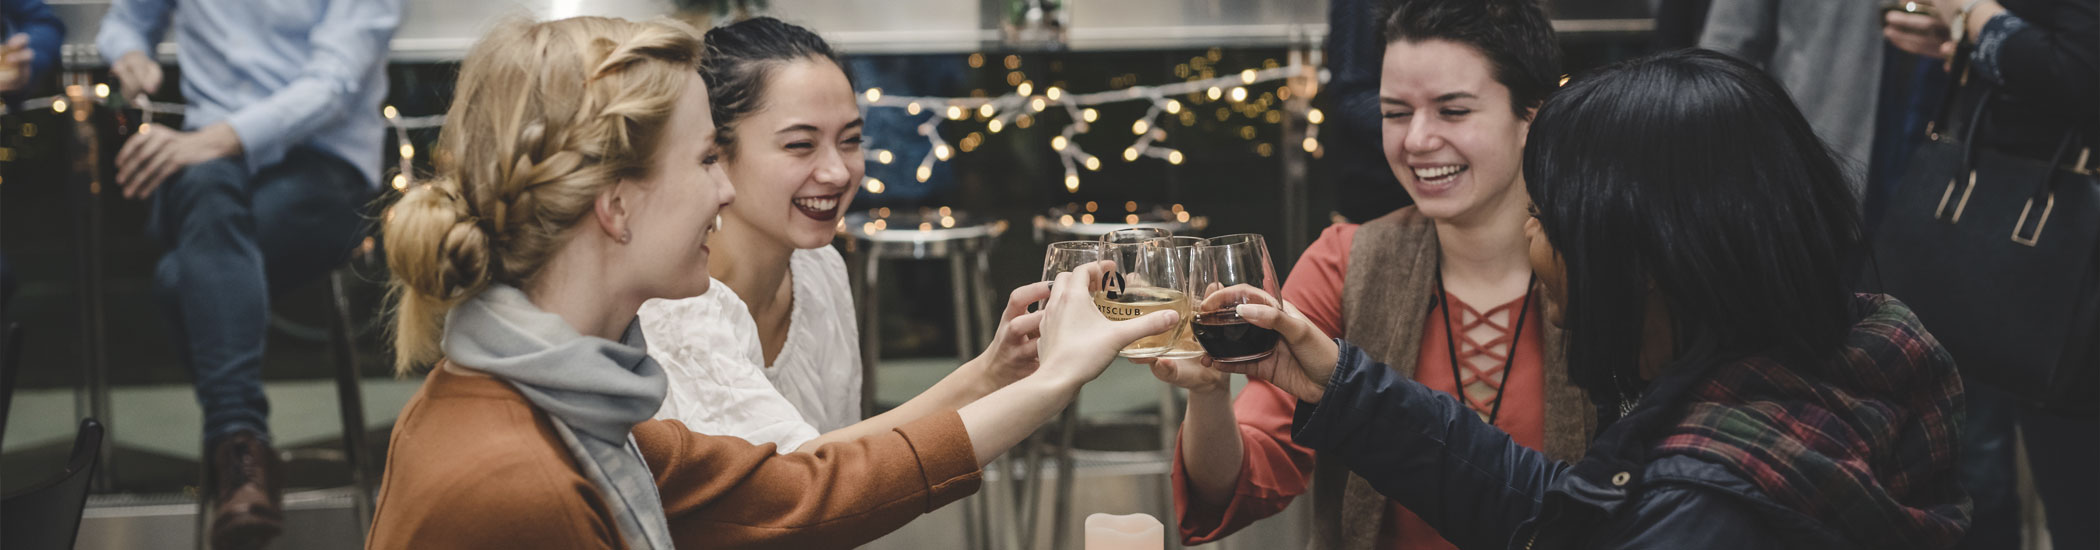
[1085,512,1164,550]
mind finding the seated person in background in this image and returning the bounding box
[1,0,64,100]
[640,17,1050,454]
[96,0,401,547]
[1204,49,1969,549]
[367,16,1176,549]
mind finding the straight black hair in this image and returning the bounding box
[1524,49,1864,408]
[699,16,851,157]
[1381,0,1560,118]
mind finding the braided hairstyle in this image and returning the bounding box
[382,16,704,374]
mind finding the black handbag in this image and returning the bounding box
[1869,59,2100,418]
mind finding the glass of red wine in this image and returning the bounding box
[1191,234,1282,362]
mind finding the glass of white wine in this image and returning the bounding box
[1098,228,1190,358]
[1147,236,1208,360]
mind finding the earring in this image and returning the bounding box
[709,215,723,234]
[619,230,632,244]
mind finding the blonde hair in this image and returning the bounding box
[382,16,704,374]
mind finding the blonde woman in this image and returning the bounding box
[366,16,1174,548]
[637,17,1048,453]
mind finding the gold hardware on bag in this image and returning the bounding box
[2013,193,2055,246]
[2070,148,2095,176]
[1936,171,1977,223]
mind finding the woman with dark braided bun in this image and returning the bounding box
[366,16,1175,549]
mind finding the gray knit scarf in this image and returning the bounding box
[442,284,674,549]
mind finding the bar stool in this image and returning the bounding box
[194,241,379,548]
[1032,203,1207,550]
[836,209,1017,549]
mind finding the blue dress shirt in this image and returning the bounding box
[96,0,401,186]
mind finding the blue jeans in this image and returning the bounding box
[148,147,371,447]
[1957,381,2100,549]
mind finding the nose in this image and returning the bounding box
[716,167,736,207]
[1400,115,1444,155]
[813,145,852,190]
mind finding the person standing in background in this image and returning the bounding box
[1883,1,2099,548]
[1700,0,1887,194]
[94,0,402,547]
[1322,0,1411,224]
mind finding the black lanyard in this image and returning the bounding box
[1436,273,1534,426]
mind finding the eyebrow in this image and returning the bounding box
[1380,92,1480,107]
[775,118,867,135]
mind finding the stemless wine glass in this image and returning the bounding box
[1097,228,1189,358]
[1147,236,1208,360]
[1042,240,1105,281]
[1192,234,1282,362]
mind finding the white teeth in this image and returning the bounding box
[792,196,838,211]
[1413,165,1466,180]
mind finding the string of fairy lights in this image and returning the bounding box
[2,50,1328,199]
[856,52,1327,196]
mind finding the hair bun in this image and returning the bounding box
[384,180,494,304]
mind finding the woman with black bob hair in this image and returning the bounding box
[1200,49,1971,548]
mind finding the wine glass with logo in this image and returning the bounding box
[1097,228,1189,358]
[1191,234,1282,362]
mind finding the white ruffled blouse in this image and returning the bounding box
[638,246,864,453]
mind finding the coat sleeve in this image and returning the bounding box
[636,413,980,549]
[1970,6,2099,120]
[1291,340,1566,550]
[1594,486,1791,549]
[1698,0,1781,67]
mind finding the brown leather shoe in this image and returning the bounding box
[207,431,284,550]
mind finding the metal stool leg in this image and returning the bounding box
[947,255,975,362]
[1157,384,1183,549]
[858,252,883,420]
[326,269,376,531]
[195,443,210,550]
[1048,395,1081,550]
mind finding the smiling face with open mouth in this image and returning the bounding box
[1380,39,1532,226]
[720,58,865,251]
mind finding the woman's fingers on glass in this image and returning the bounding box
[1149,360,1177,382]
[1050,269,1087,311]
[1234,302,1283,328]
[1150,357,1214,388]
[1196,284,1272,311]
[1005,310,1046,340]
[1010,280,1053,318]
[1278,298,1308,320]
[1111,309,1182,344]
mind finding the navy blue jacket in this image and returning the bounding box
[1292,340,1867,549]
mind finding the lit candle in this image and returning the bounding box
[1084,513,1163,550]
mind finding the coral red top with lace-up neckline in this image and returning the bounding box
[1170,223,1547,550]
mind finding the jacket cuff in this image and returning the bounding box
[1971,12,2025,86]
[1291,338,1368,451]
[894,410,982,512]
